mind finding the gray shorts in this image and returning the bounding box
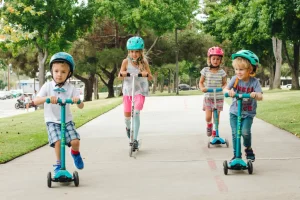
[46,121,80,148]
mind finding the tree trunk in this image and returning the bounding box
[269,63,275,89]
[272,37,282,89]
[94,75,99,100]
[168,69,172,93]
[283,41,300,90]
[173,73,176,93]
[290,43,300,90]
[74,73,94,101]
[97,64,117,98]
[152,72,158,94]
[37,49,48,90]
[160,76,164,93]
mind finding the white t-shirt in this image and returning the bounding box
[37,81,79,123]
[24,96,30,104]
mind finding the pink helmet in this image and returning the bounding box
[207,47,224,57]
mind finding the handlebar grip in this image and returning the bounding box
[206,88,223,93]
[224,93,251,98]
[46,98,81,104]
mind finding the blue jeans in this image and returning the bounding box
[230,113,253,154]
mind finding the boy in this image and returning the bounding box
[34,52,84,175]
[223,50,263,162]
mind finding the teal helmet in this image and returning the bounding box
[126,36,144,50]
[231,50,259,66]
[49,52,75,72]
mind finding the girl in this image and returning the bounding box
[199,47,227,137]
[223,50,263,161]
[118,36,153,149]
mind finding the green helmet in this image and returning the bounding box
[126,36,144,50]
[49,52,75,72]
[231,50,259,66]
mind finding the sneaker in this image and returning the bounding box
[212,130,216,137]
[245,148,255,161]
[133,140,139,151]
[53,164,61,177]
[70,151,84,170]
[206,123,213,136]
[126,128,130,139]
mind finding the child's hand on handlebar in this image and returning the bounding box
[141,71,148,77]
[228,90,236,97]
[48,96,58,104]
[250,92,257,99]
[72,97,80,104]
[201,88,207,92]
[120,71,128,77]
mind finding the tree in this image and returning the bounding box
[1,0,95,89]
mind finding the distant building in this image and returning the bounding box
[16,79,39,93]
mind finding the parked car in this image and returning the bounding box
[11,90,23,98]
[178,84,191,91]
[0,91,6,100]
[4,91,13,99]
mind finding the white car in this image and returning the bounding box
[0,91,7,100]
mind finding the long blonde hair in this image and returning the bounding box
[128,49,149,71]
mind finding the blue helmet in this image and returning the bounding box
[232,50,259,66]
[49,52,75,72]
[126,36,144,50]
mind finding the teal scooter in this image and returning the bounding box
[46,98,81,187]
[223,93,253,175]
[206,88,229,148]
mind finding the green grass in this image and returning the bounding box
[256,89,300,136]
[0,97,122,164]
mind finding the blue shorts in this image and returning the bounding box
[46,121,80,148]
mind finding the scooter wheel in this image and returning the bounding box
[47,172,52,188]
[225,139,229,148]
[223,160,228,175]
[73,171,79,187]
[129,145,134,157]
[247,160,253,174]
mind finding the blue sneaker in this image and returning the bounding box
[70,151,84,170]
[53,164,61,177]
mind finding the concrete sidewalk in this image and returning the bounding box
[1,95,300,200]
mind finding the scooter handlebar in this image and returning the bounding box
[46,98,81,104]
[224,93,251,98]
[206,88,223,93]
[120,73,142,77]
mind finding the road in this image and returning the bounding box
[1,95,300,200]
[0,98,35,118]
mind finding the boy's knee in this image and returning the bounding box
[71,139,80,147]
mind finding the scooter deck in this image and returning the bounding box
[228,158,248,170]
[52,170,73,182]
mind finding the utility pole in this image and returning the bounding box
[8,63,11,91]
[175,28,179,95]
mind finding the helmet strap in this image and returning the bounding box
[209,64,220,69]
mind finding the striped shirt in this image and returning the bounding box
[200,67,226,99]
